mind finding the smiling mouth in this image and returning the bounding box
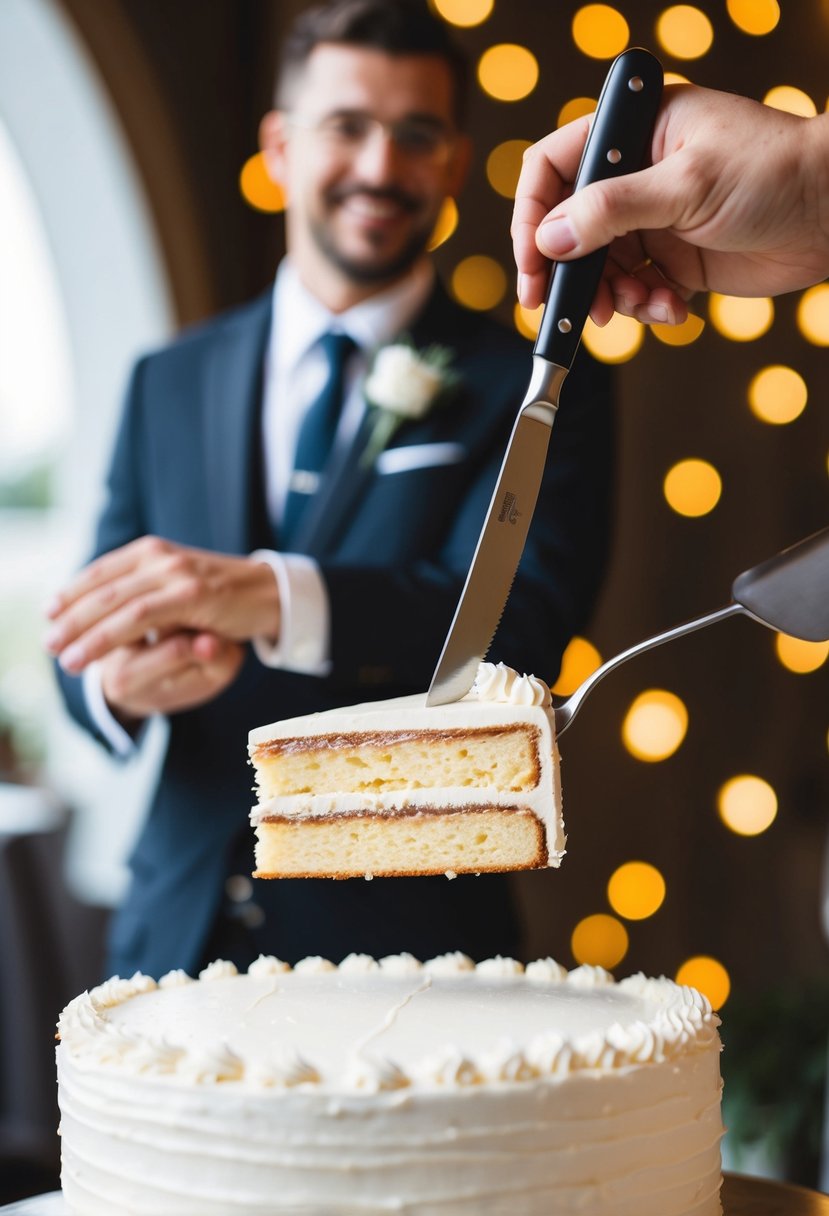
[332,188,419,222]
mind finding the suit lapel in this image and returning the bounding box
[204,294,272,555]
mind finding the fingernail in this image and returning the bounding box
[517,272,527,304]
[44,627,63,654]
[44,596,63,619]
[649,303,672,324]
[538,216,578,257]
[59,643,85,672]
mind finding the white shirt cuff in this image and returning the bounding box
[250,550,331,676]
[82,662,139,758]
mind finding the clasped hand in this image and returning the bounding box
[45,537,281,721]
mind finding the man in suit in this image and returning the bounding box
[46,0,614,979]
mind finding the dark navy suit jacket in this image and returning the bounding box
[56,280,614,978]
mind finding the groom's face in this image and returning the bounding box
[261,44,469,305]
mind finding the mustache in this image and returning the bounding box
[327,185,421,213]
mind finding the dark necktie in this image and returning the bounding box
[281,331,356,545]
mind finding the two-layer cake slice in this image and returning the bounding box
[248,662,564,879]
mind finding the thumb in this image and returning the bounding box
[536,159,688,260]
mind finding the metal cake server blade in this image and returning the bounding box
[553,525,829,735]
[427,47,664,706]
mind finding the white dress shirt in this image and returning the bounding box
[85,257,435,755]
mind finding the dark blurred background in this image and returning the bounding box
[0,0,826,1201]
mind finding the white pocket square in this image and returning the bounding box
[375,443,466,475]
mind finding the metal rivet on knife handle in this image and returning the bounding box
[557,318,572,333]
[607,148,622,163]
[628,75,644,91]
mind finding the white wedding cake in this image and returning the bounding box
[57,953,724,1214]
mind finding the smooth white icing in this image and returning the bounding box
[57,956,724,1216]
[248,663,565,868]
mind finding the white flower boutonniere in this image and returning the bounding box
[361,341,458,468]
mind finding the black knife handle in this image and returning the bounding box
[533,47,663,369]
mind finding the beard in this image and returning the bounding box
[310,185,438,285]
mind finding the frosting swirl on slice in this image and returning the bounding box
[474,662,551,708]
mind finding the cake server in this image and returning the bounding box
[427,47,664,707]
[553,525,829,735]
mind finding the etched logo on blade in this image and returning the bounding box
[498,491,521,525]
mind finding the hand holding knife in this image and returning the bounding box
[426,48,664,707]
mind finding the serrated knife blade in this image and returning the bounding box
[427,47,664,706]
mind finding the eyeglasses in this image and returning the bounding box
[288,110,456,163]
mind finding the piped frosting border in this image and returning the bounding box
[58,953,721,1088]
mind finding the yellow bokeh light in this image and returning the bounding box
[676,956,731,1010]
[451,255,507,311]
[514,302,543,340]
[607,861,666,921]
[582,314,644,363]
[428,197,459,250]
[727,0,780,34]
[775,634,829,674]
[652,313,705,346]
[552,636,602,697]
[663,458,722,517]
[656,6,713,60]
[623,689,688,762]
[709,293,774,341]
[431,0,494,27]
[558,96,597,127]
[797,284,829,345]
[764,86,817,117]
[664,71,690,85]
[571,5,629,59]
[718,774,778,837]
[748,365,808,425]
[486,140,532,199]
[239,153,285,213]
[571,914,629,969]
[477,44,539,102]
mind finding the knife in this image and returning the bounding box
[426,47,664,706]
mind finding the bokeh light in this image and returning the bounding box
[582,314,644,363]
[571,5,629,58]
[664,72,691,85]
[451,255,507,310]
[709,294,774,341]
[748,365,807,425]
[552,636,602,697]
[775,634,829,674]
[726,0,780,35]
[652,313,705,346]
[763,86,817,117]
[623,689,689,762]
[486,140,532,199]
[718,775,778,837]
[676,956,731,1010]
[571,913,629,969]
[607,861,667,920]
[239,153,285,213]
[557,97,597,127]
[477,44,539,102]
[656,6,714,59]
[431,0,494,27]
[514,302,543,340]
[663,458,722,517]
[428,197,459,251]
[797,284,829,345]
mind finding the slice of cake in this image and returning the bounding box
[57,954,724,1215]
[248,662,563,879]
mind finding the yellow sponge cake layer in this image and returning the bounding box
[252,724,540,798]
[254,806,547,878]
